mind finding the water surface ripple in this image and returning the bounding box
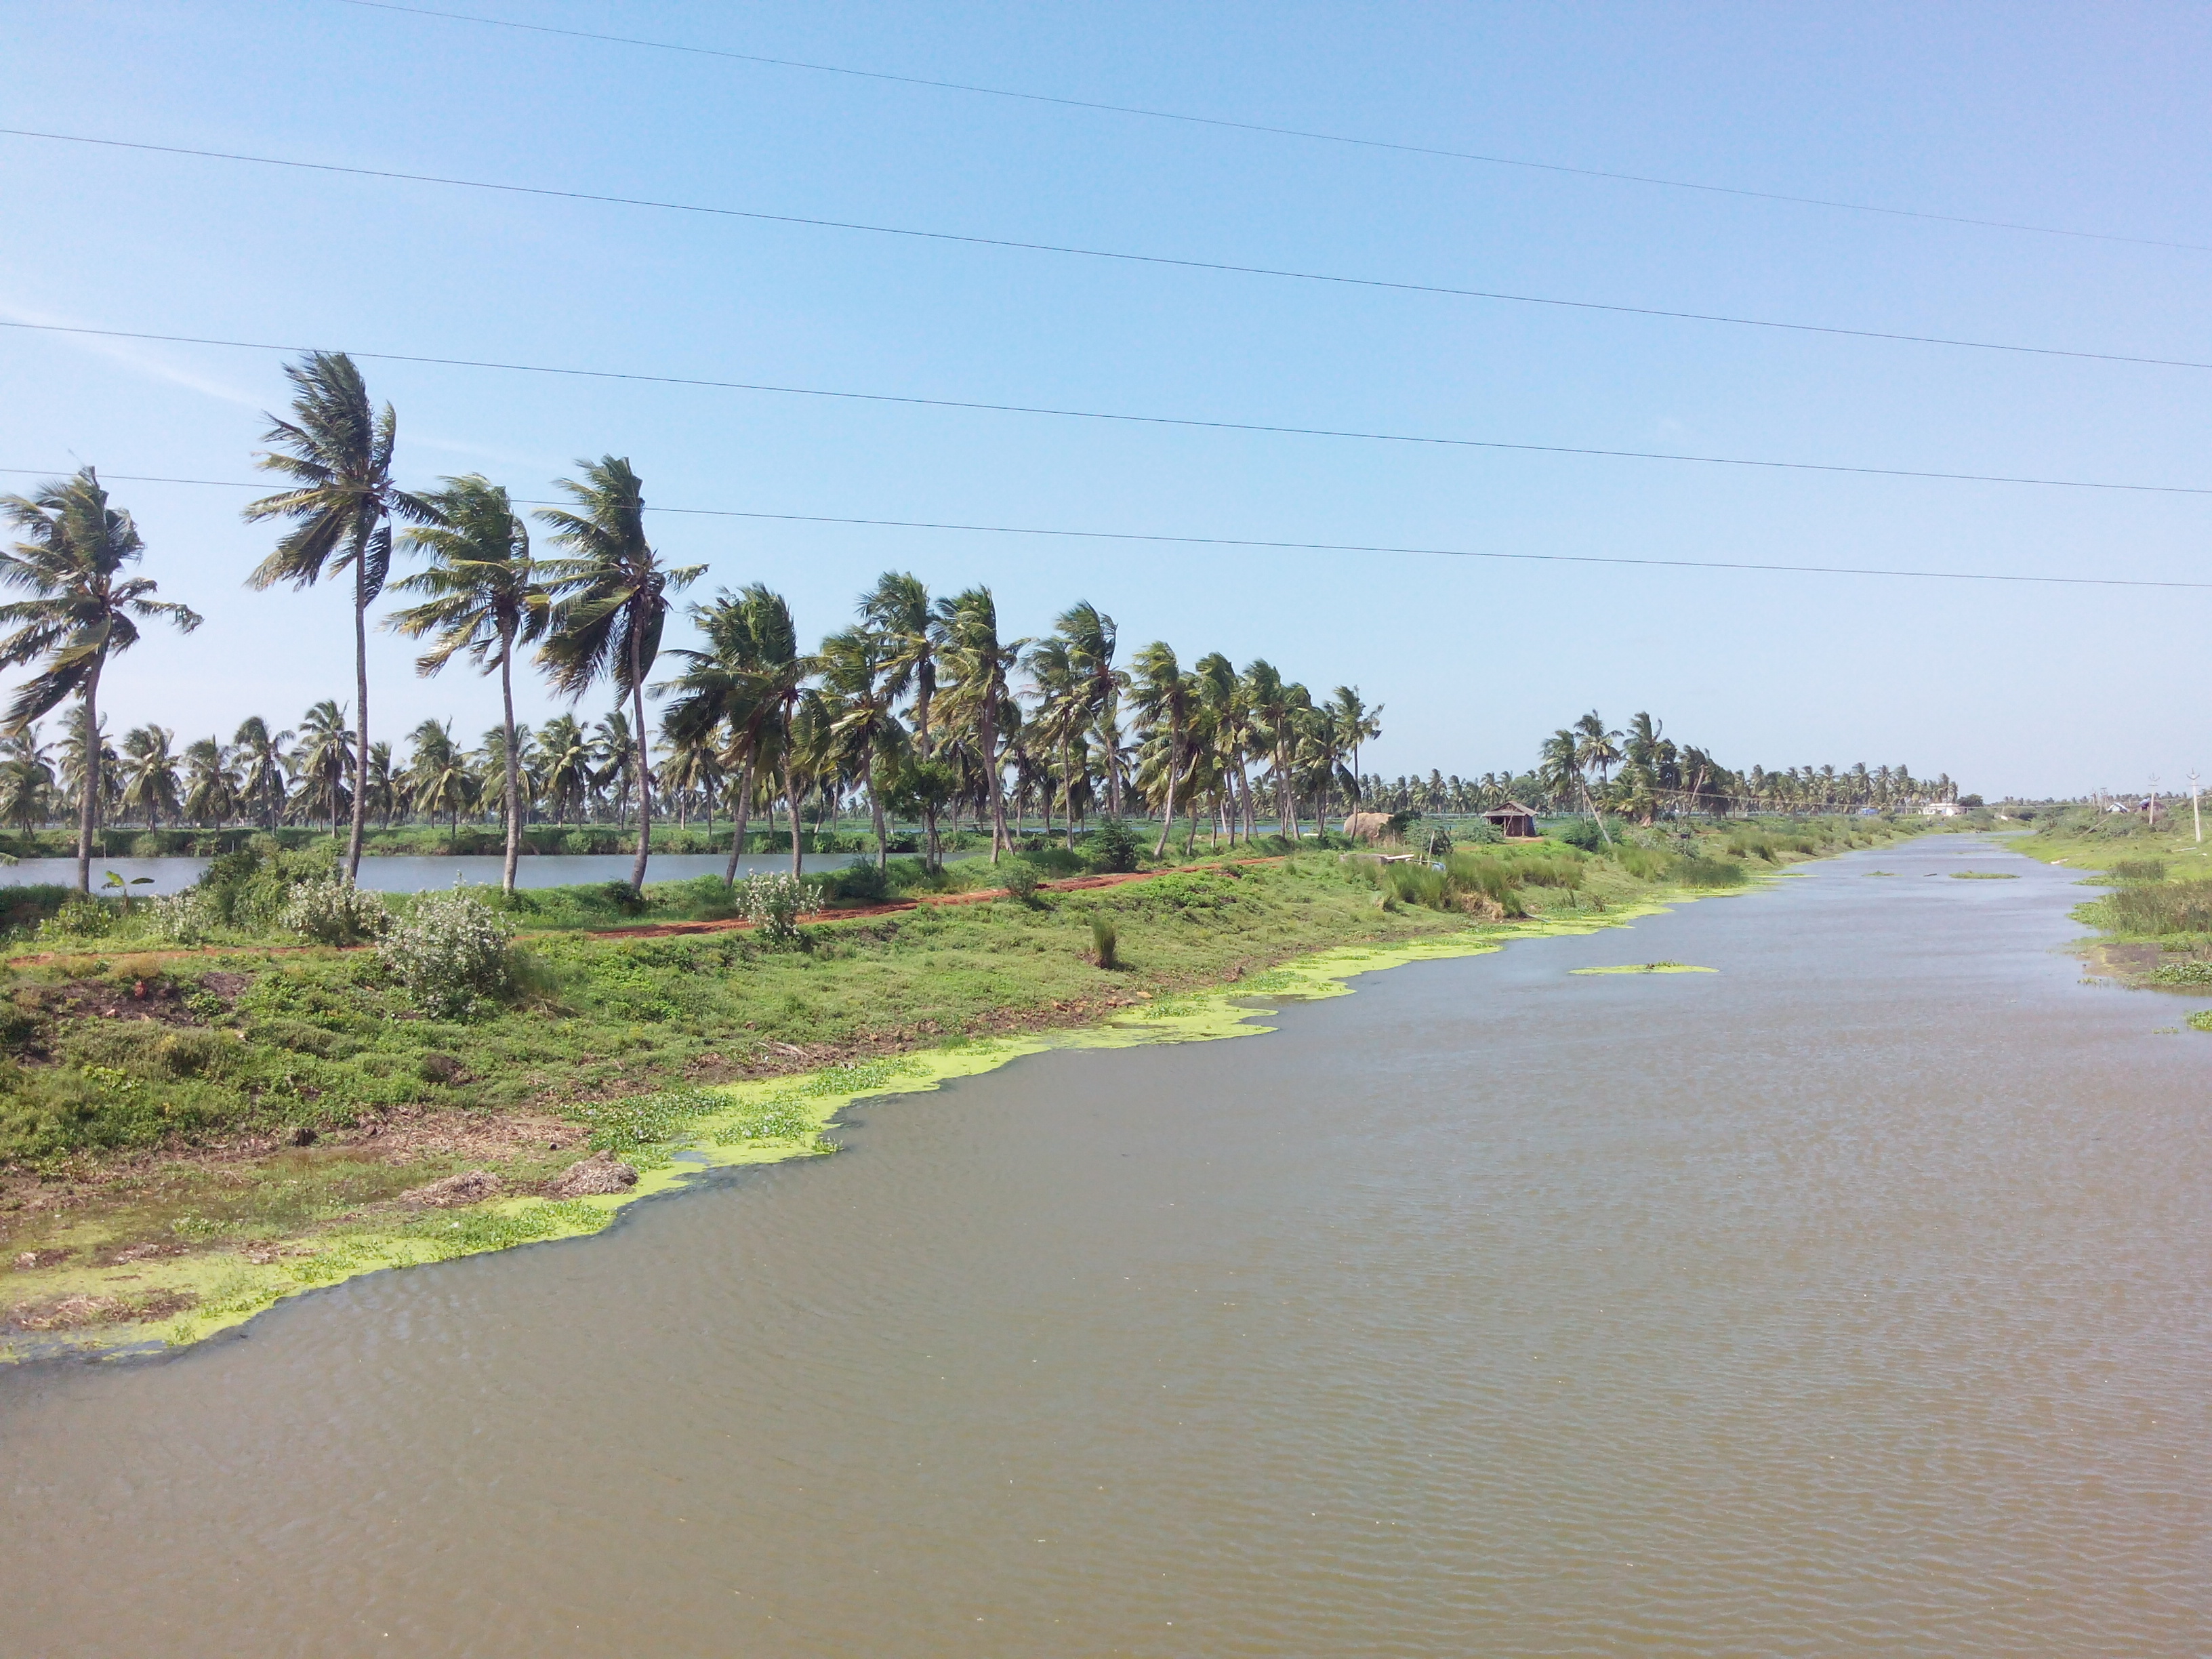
[3,836,2206,1655]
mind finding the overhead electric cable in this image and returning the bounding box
[5,464,2205,590]
[5,127,2200,373]
[329,0,2211,255]
[7,321,2205,496]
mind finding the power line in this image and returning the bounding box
[8,319,2207,497]
[329,0,2211,255]
[9,126,2200,375]
[7,464,2207,590]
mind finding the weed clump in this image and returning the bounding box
[2105,880,2212,937]
[2112,859,2168,882]
[1090,914,1119,968]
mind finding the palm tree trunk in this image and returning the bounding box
[917,677,939,872]
[1153,733,1179,858]
[871,774,888,871]
[499,620,522,896]
[348,569,369,882]
[1061,740,1078,853]
[785,718,804,880]
[75,665,101,893]
[982,697,1006,863]
[723,761,754,886]
[628,631,652,895]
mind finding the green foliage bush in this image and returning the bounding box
[1085,818,1141,874]
[827,862,889,903]
[376,888,516,1017]
[39,895,115,942]
[1557,819,1607,852]
[2112,858,2168,882]
[998,859,1043,903]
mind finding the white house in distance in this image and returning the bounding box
[1921,800,1963,817]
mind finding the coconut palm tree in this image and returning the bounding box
[535,457,704,895]
[0,726,54,850]
[1240,660,1306,842]
[243,352,430,882]
[1130,641,1195,857]
[0,469,202,889]
[389,475,551,894]
[1053,600,1126,819]
[232,716,292,832]
[1023,636,1091,851]
[182,737,239,827]
[292,699,355,837]
[1328,686,1382,802]
[820,624,908,869]
[1572,711,1620,841]
[931,587,1021,862]
[592,710,636,828]
[537,713,592,825]
[405,719,476,836]
[119,725,183,832]
[660,588,775,883]
[860,571,944,869]
[1537,729,1580,815]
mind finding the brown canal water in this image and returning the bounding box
[3,836,2207,1656]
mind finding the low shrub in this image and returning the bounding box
[826,862,889,903]
[1085,818,1142,874]
[144,888,222,945]
[998,859,1043,903]
[376,888,516,1017]
[2112,858,2168,882]
[39,895,115,942]
[737,872,821,944]
[1557,819,1607,852]
[281,876,391,945]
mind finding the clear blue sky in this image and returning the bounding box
[5,1,2208,798]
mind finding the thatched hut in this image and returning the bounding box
[1483,801,1539,839]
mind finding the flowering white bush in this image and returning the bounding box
[146,888,222,945]
[377,888,515,1017]
[737,872,822,944]
[281,875,391,945]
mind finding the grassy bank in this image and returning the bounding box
[1,813,1921,1357]
[2011,802,2212,991]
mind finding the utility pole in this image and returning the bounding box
[2192,771,2202,844]
[2149,773,2161,828]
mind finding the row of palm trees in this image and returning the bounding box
[0,350,1385,895]
[1366,756,1956,822]
[1524,711,1955,831]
